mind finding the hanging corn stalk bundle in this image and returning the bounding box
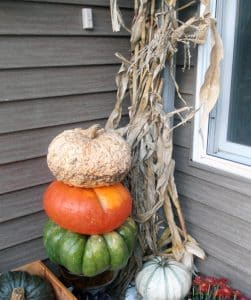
[108,0,223,297]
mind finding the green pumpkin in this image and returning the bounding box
[43,217,137,277]
[0,271,55,300]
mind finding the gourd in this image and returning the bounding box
[135,257,192,300]
[47,125,131,188]
[43,181,132,234]
[43,218,137,277]
[0,271,55,300]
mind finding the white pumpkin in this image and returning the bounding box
[135,257,192,300]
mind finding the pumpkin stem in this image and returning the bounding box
[10,288,25,300]
[159,257,167,268]
[86,124,102,139]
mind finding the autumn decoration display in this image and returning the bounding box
[39,0,245,298]
[43,125,136,278]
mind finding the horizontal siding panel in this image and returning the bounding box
[0,37,129,69]
[0,65,118,102]
[176,171,251,223]
[26,0,133,8]
[0,212,46,250]
[0,125,83,164]
[180,195,251,250]
[196,255,251,296]
[0,92,121,134]
[176,66,195,95]
[0,123,100,164]
[186,222,251,276]
[0,238,46,272]
[173,121,191,148]
[0,116,129,164]
[0,184,47,223]
[173,145,251,196]
[0,2,132,36]
[0,157,52,195]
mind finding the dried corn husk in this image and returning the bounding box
[110,0,130,32]
[108,0,222,297]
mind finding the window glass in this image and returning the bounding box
[227,0,251,147]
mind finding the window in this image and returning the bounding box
[192,0,251,178]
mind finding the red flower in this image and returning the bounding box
[214,289,226,297]
[233,290,242,297]
[222,286,233,296]
[204,276,217,285]
[214,286,233,298]
[216,278,229,286]
[198,282,210,293]
[193,276,204,285]
[192,275,250,300]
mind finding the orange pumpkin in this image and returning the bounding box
[43,181,132,235]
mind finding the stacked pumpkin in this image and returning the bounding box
[43,125,137,277]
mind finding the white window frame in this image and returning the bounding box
[192,0,251,180]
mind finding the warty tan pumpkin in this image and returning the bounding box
[47,124,131,188]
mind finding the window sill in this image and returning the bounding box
[190,153,251,183]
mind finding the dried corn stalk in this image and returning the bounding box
[107,0,223,297]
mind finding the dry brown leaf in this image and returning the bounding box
[158,228,171,248]
[130,14,145,48]
[110,0,130,33]
[181,251,194,271]
[105,63,129,130]
[195,18,211,44]
[185,241,206,260]
[110,0,121,32]
[166,0,177,7]
[181,240,206,270]
[201,0,210,6]
[199,18,224,136]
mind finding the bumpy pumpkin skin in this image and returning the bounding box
[136,257,192,300]
[43,181,132,234]
[43,218,137,277]
[47,126,131,188]
[0,271,55,300]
